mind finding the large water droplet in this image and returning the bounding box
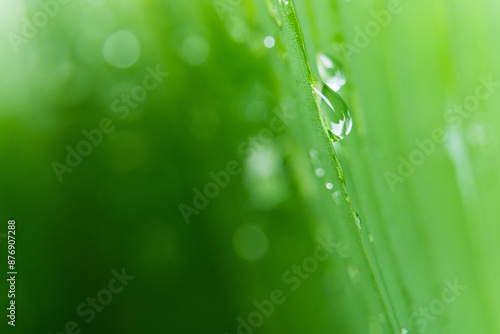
[312,76,353,141]
[317,53,346,91]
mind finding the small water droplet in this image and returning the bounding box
[311,76,353,141]
[369,233,374,242]
[315,168,325,177]
[317,53,346,91]
[326,182,333,189]
[264,35,275,48]
[347,264,360,284]
[401,328,410,334]
[332,190,342,204]
[309,149,321,169]
[344,192,351,205]
[354,212,361,229]
[335,160,346,184]
[266,0,282,28]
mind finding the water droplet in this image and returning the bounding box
[354,212,361,229]
[309,149,322,171]
[243,146,288,210]
[344,192,351,205]
[312,76,353,141]
[369,233,374,242]
[233,224,269,261]
[334,155,346,184]
[315,168,325,177]
[264,35,276,48]
[347,264,360,284]
[326,182,333,189]
[266,0,282,28]
[103,30,140,68]
[317,53,346,91]
[332,190,342,204]
[401,328,410,334]
[227,20,248,44]
[181,35,210,66]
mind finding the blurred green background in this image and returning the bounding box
[1,0,500,333]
